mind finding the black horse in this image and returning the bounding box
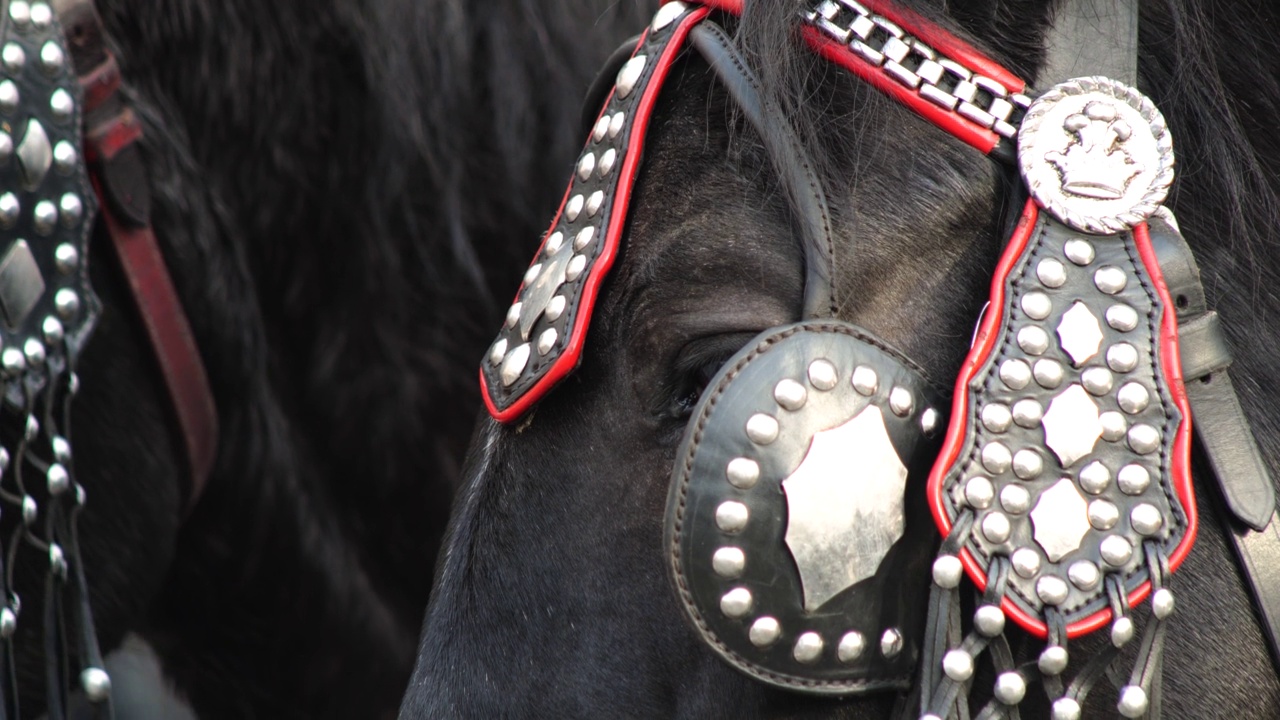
[402,0,1280,717]
[0,0,652,717]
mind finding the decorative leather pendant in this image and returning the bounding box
[665,321,943,693]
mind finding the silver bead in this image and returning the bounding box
[981,442,1012,475]
[1012,399,1043,427]
[29,2,50,27]
[53,141,76,173]
[994,671,1026,705]
[0,80,16,114]
[59,193,83,227]
[576,152,595,181]
[523,262,543,285]
[851,365,878,395]
[1037,258,1067,288]
[650,1,687,30]
[933,554,963,589]
[1131,503,1163,535]
[1021,291,1051,320]
[749,616,780,647]
[880,628,903,657]
[564,255,587,283]
[1017,325,1050,355]
[0,132,10,162]
[1000,483,1031,514]
[1036,575,1069,605]
[807,359,838,390]
[1034,359,1064,389]
[974,604,1005,636]
[712,547,745,578]
[1118,685,1149,718]
[1,348,24,375]
[1100,535,1134,566]
[46,462,68,495]
[51,435,70,464]
[1012,450,1043,480]
[488,339,507,366]
[999,359,1031,389]
[7,2,27,27]
[544,295,566,322]
[1078,461,1111,494]
[773,378,807,410]
[837,631,865,662]
[22,339,41,368]
[39,41,63,74]
[25,416,37,440]
[1067,560,1100,590]
[32,200,57,235]
[498,343,530,387]
[1100,411,1127,441]
[49,543,66,577]
[964,476,994,509]
[565,194,584,221]
[1081,366,1113,395]
[1089,499,1119,530]
[889,386,914,417]
[719,587,752,618]
[726,458,759,489]
[2,43,24,72]
[943,648,974,681]
[615,55,647,99]
[608,112,625,139]
[20,495,34,525]
[1108,343,1139,373]
[1094,266,1128,294]
[585,190,604,218]
[591,115,610,143]
[745,413,779,444]
[504,303,521,328]
[50,88,74,121]
[536,328,557,355]
[573,226,595,251]
[1063,238,1095,265]
[0,608,14,638]
[981,403,1011,433]
[1128,424,1160,454]
[0,193,19,226]
[80,667,112,703]
[597,148,616,176]
[543,232,564,255]
[1052,697,1082,720]
[1117,382,1150,414]
[920,408,939,434]
[1107,304,1140,332]
[1118,464,1150,495]
[1012,547,1041,578]
[1038,644,1069,675]
[1152,588,1175,619]
[55,288,80,319]
[793,631,823,663]
[1111,616,1135,647]
[982,512,1011,544]
[715,501,749,533]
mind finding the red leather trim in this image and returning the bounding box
[928,204,1196,639]
[93,177,219,507]
[481,6,714,422]
[84,108,142,162]
[79,53,121,113]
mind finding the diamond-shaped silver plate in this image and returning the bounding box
[0,239,45,328]
[1056,301,1104,366]
[16,118,51,191]
[1041,383,1102,467]
[1031,478,1090,562]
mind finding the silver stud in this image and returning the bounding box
[1021,291,1051,320]
[608,112,625,139]
[576,153,595,181]
[1127,424,1160,454]
[598,148,616,176]
[1081,366,1113,395]
[591,115,610,143]
[565,254,587,282]
[1052,697,1082,720]
[1100,535,1134,566]
[51,436,70,464]
[837,631,865,662]
[585,190,604,218]
[745,413,779,445]
[1063,238,1096,265]
[523,263,542,285]
[2,43,23,72]
[1152,588,1175,619]
[488,339,507,366]
[0,193,17,227]
[1018,326,1050,355]
[543,232,564,255]
[889,386,913,416]
[1118,464,1151,495]
[39,41,62,74]
[982,512,1012,543]
[42,316,63,345]
[9,2,28,26]
[651,1,687,31]
[26,416,37,440]
[1012,450,1043,480]
[49,544,65,576]
[880,628,903,657]
[1094,266,1127,294]
[749,617,780,647]
[80,667,112,703]
[1037,258,1067,288]
[851,365,878,395]
[807,359,838,390]
[943,649,974,681]
[999,359,1031,389]
[793,631,823,663]
[920,408,939,434]
[726,458,759,489]
[1001,483,1031,513]
[1068,560,1100,590]
[536,328,558,355]
[50,89,74,121]
[499,343,530,386]
[1034,359,1064,389]
[33,200,57,235]
[1131,503,1163,535]
[574,226,596,251]
[715,501,749,532]
[982,403,1011,433]
[23,338,43,366]
[1107,304,1140,332]
[974,605,1005,637]
[1117,382,1150,414]
[994,672,1026,705]
[1118,686,1149,718]
[712,547,745,578]
[933,554,963,589]
[1012,399,1043,427]
[774,378,807,410]
[1111,616,1135,647]
[565,194,584,221]
[1100,411,1127,441]
[59,194,82,227]
[0,608,14,638]
[53,141,76,173]
[964,476,994,509]
[1079,461,1111,494]
[21,495,36,524]
[1036,575,1069,605]
[504,302,521,329]
[615,55,647,99]
[1089,499,1119,530]
[544,295,567,322]
[0,132,10,162]
[29,2,50,26]
[720,588,753,618]
[1038,645,1069,675]
[981,442,1011,474]
[1108,343,1139,373]
[46,463,68,495]
[1012,547,1041,578]
[1,348,24,375]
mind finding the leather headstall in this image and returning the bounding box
[480,0,1280,715]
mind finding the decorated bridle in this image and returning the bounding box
[0,0,219,716]
[482,0,1279,717]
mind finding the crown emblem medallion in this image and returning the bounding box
[1018,77,1174,234]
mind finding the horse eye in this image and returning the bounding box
[674,363,721,416]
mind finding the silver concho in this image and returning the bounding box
[1018,77,1174,235]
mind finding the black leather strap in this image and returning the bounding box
[1039,0,1138,87]
[1228,511,1280,670]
